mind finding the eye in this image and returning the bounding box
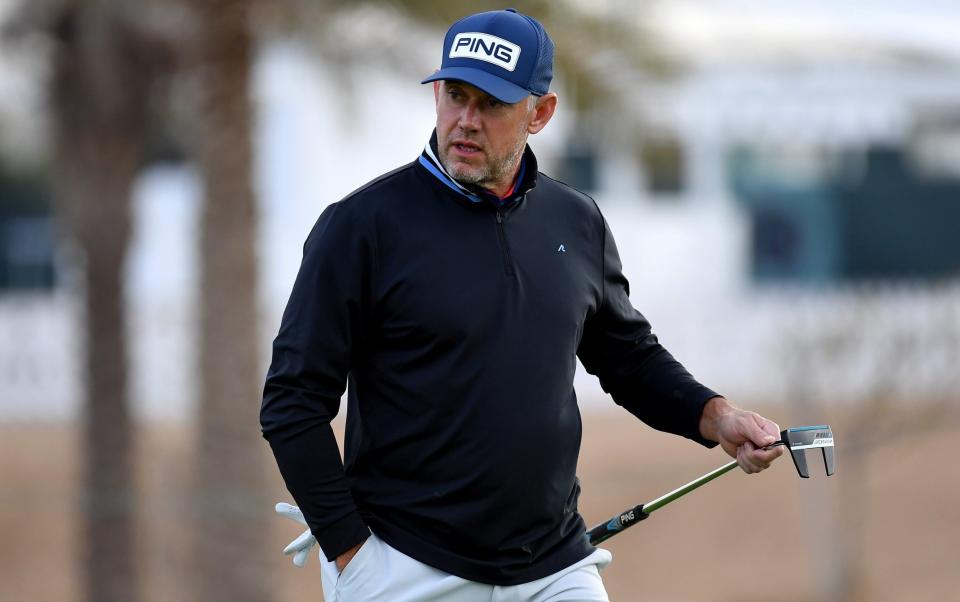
[487,97,504,109]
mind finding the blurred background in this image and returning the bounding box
[1,0,958,601]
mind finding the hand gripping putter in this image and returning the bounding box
[587,425,836,545]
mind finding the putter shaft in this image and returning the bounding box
[586,460,739,544]
[587,440,798,545]
[642,459,738,514]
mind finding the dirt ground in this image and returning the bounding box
[2,403,958,601]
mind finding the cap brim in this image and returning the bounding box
[421,67,531,104]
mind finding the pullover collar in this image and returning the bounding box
[418,130,538,207]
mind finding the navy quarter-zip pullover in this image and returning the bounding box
[261,133,719,585]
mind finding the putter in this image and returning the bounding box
[586,425,835,545]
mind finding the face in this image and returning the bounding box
[434,80,557,194]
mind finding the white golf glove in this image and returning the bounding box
[275,502,317,568]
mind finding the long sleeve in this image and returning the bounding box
[260,201,375,559]
[577,218,719,447]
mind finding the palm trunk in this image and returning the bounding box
[191,1,273,600]
[78,207,136,602]
[49,3,153,600]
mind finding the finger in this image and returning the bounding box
[738,441,776,473]
[275,502,305,524]
[275,502,307,525]
[740,441,784,471]
[736,441,763,474]
[752,444,785,464]
[756,415,780,440]
[744,414,778,448]
[283,529,315,555]
[292,547,310,568]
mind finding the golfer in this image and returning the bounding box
[261,8,783,601]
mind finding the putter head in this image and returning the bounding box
[780,425,835,478]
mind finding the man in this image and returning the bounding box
[261,8,783,601]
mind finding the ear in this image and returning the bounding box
[527,93,558,135]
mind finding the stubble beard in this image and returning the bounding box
[440,123,529,190]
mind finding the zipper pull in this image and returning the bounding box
[496,211,502,224]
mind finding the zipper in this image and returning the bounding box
[495,210,515,276]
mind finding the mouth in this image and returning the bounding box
[450,139,483,157]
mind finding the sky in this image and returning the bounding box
[645,0,960,64]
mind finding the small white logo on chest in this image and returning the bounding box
[557,244,566,253]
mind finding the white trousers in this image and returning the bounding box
[319,534,613,602]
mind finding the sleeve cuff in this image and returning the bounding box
[316,512,371,561]
[685,386,721,449]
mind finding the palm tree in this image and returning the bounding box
[275,0,674,111]
[189,1,274,600]
[43,1,170,599]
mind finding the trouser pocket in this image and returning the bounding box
[334,534,380,598]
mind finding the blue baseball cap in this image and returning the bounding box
[421,8,554,104]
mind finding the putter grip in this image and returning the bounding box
[586,504,648,545]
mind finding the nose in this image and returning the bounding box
[457,101,480,131]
